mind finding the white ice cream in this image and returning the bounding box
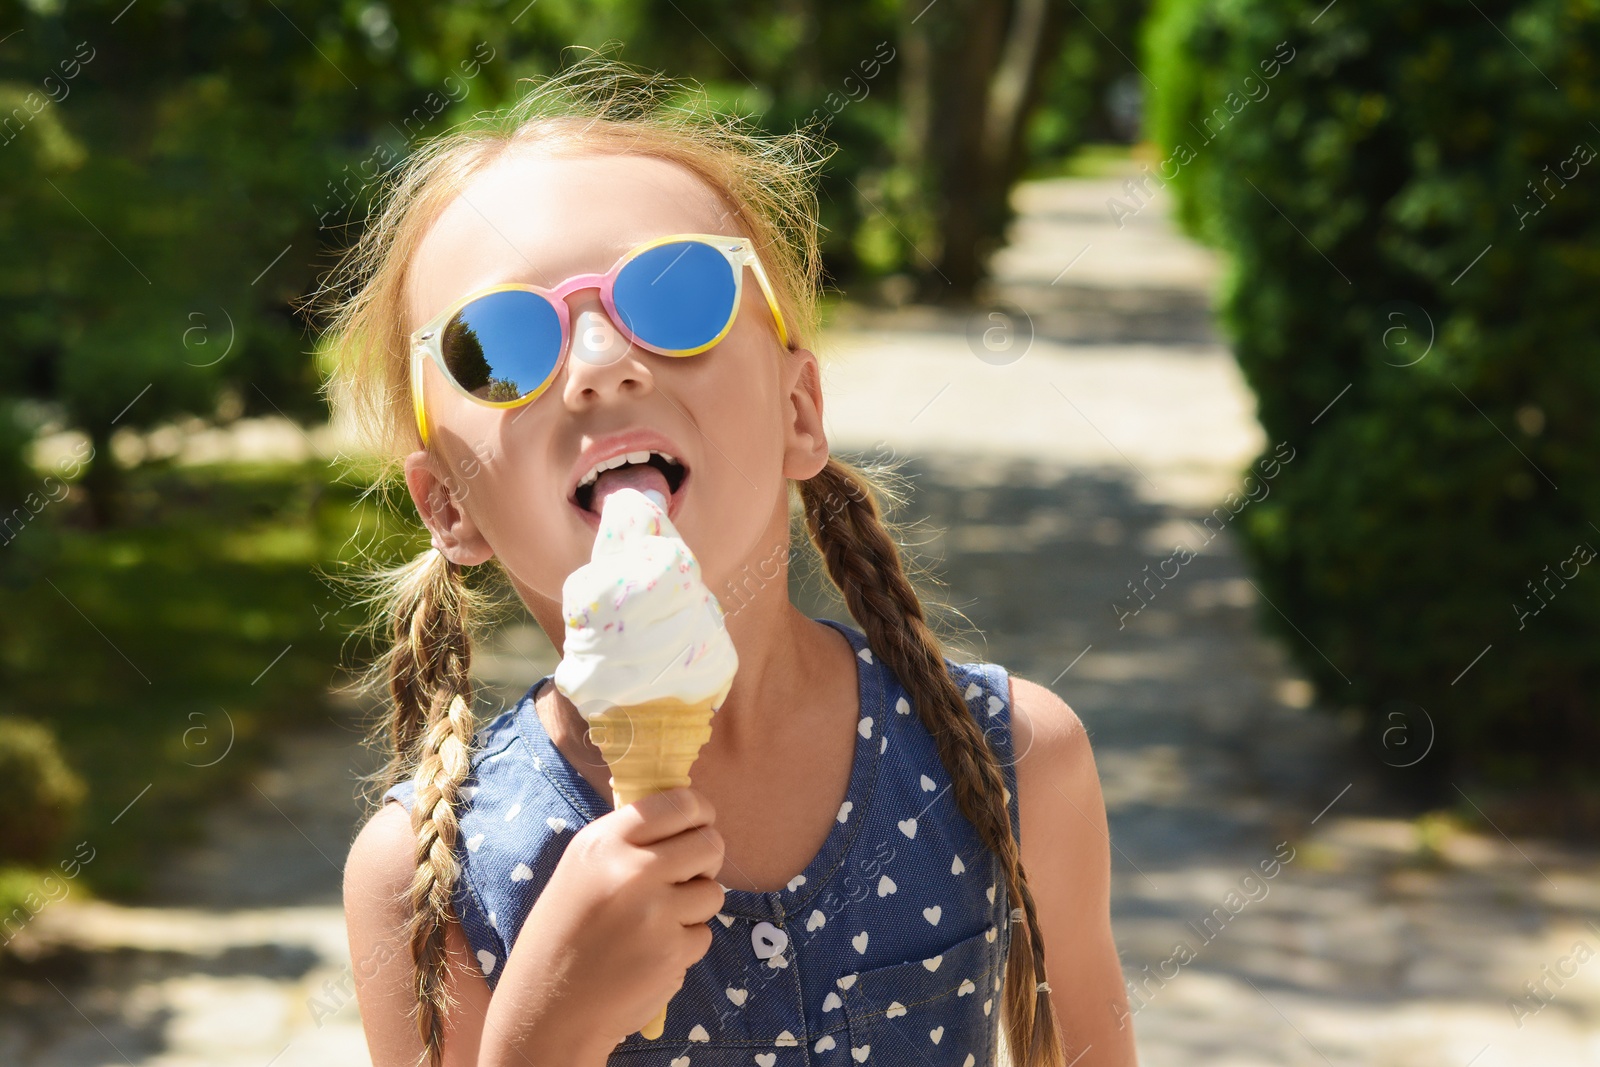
[553,487,739,716]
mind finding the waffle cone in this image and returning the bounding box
[588,696,718,809]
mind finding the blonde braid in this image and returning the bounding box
[384,547,479,1067]
[798,457,1065,1067]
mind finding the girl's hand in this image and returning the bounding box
[507,785,726,1050]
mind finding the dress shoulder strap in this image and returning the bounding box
[944,656,1023,844]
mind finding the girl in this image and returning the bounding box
[327,56,1134,1067]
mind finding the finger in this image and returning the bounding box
[643,823,725,886]
[614,787,716,846]
[665,874,726,926]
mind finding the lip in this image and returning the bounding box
[567,427,691,527]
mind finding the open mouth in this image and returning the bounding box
[572,450,690,518]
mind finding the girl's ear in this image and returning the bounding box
[782,347,829,480]
[403,451,496,566]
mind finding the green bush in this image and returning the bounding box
[1144,0,1600,784]
[0,717,86,865]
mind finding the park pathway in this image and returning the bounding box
[4,161,1598,1066]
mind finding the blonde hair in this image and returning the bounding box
[308,48,1064,1067]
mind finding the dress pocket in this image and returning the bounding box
[839,922,1004,1066]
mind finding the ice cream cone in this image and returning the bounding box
[587,695,719,1040]
[555,488,738,1042]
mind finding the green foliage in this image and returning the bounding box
[0,717,86,866]
[1144,0,1600,782]
[0,459,416,898]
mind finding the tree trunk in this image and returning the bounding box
[80,424,120,528]
[905,0,1067,305]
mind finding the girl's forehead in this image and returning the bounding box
[406,151,732,332]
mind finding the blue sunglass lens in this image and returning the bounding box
[441,290,564,401]
[613,240,737,351]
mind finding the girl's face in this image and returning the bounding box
[401,149,827,630]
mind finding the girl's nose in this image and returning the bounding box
[560,299,652,407]
[571,308,630,367]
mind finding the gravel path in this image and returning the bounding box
[5,168,1597,1066]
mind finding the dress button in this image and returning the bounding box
[751,920,788,959]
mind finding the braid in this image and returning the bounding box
[384,548,479,1067]
[798,457,1066,1067]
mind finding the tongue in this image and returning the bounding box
[591,464,671,515]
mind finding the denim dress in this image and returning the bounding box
[383,617,1023,1066]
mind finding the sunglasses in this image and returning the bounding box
[409,232,791,447]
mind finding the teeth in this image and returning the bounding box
[576,450,681,490]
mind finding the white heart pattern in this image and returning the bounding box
[756,1054,776,1067]
[987,695,1003,717]
[951,854,966,875]
[987,883,996,903]
[726,987,748,1006]
[461,785,478,801]
[852,930,869,954]
[775,1030,798,1047]
[510,863,533,883]
[487,910,497,930]
[923,905,942,925]
[929,1026,944,1044]
[983,998,993,1016]
[837,800,853,823]
[466,833,485,851]
[964,681,981,701]
[858,716,873,739]
[922,954,943,971]
[880,735,887,754]
[837,973,858,989]
[545,816,567,833]
[689,1024,711,1041]
[877,874,897,897]
[957,978,976,996]
[964,1057,976,1067]
[896,696,910,715]
[858,647,874,663]
[767,953,789,969]
[815,1035,837,1052]
[476,949,496,976]
[672,1057,690,1067]
[807,909,826,932]
[920,774,936,791]
[1002,785,1011,806]
[786,874,806,892]
[822,991,842,1012]
[986,926,998,942]
[504,801,522,822]
[851,1046,871,1063]
[716,912,734,927]
[898,817,918,839]
[885,1001,907,1018]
